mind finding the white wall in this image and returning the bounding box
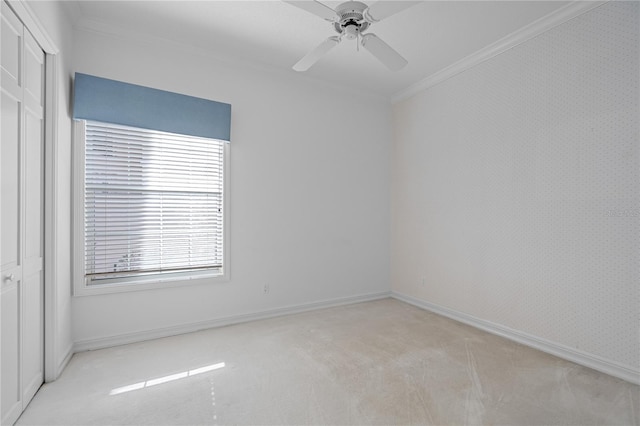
[71,27,391,345]
[392,1,639,374]
[30,0,636,383]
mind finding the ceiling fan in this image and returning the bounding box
[284,1,418,72]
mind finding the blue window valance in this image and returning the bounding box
[72,73,231,141]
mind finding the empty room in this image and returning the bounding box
[1,0,638,424]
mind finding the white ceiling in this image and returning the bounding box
[69,1,570,99]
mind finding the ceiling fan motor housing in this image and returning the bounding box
[333,1,370,39]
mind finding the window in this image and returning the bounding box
[71,73,231,295]
[74,121,228,293]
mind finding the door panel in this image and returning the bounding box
[23,30,43,107]
[24,108,42,260]
[1,281,21,425]
[22,269,43,404]
[0,4,21,87]
[0,90,20,271]
[23,29,43,119]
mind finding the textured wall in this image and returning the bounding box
[392,2,639,370]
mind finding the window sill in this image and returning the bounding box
[73,270,229,297]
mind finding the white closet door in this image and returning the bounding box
[1,1,45,424]
[1,4,25,423]
[21,18,45,409]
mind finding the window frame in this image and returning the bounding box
[72,120,230,296]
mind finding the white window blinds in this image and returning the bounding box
[84,121,224,283]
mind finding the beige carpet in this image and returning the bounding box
[17,299,639,425]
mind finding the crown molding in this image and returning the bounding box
[391,0,609,104]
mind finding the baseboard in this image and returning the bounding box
[45,342,74,383]
[73,291,391,353]
[391,291,639,385]
[1,400,21,426]
[56,343,74,381]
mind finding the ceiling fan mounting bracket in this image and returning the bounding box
[332,1,370,39]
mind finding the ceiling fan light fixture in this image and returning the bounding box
[343,24,359,40]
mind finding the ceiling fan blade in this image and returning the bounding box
[361,33,407,71]
[364,1,420,22]
[293,36,340,72]
[282,1,339,22]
